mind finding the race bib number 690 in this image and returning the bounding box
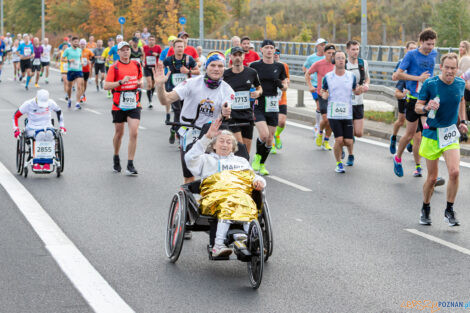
[437,124,460,149]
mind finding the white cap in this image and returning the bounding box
[36,89,50,108]
[79,39,87,45]
[116,34,123,41]
[315,38,327,45]
[117,41,130,50]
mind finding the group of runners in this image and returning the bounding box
[4,26,470,227]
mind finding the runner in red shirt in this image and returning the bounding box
[240,36,260,66]
[167,31,200,63]
[104,41,144,175]
[143,35,162,108]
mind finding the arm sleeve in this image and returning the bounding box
[50,100,64,127]
[322,76,329,90]
[184,136,211,177]
[13,110,23,129]
[352,76,357,90]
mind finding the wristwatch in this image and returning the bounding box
[118,80,122,86]
[460,120,468,125]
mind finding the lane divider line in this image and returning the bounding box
[84,108,102,115]
[267,175,312,192]
[0,161,135,313]
[405,229,470,256]
[286,121,470,168]
[138,126,147,130]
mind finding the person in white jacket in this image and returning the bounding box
[185,118,266,257]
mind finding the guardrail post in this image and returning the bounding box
[296,90,305,107]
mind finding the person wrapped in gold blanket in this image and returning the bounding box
[185,119,266,257]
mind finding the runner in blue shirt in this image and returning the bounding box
[17,34,35,89]
[393,28,438,178]
[0,38,5,82]
[109,35,122,62]
[414,53,468,226]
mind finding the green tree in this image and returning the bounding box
[432,0,470,46]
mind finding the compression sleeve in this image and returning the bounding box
[56,110,64,128]
[13,110,23,129]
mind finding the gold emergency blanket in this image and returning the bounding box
[200,170,258,222]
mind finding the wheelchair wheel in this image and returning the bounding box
[56,132,64,173]
[260,200,273,262]
[247,219,264,289]
[165,191,187,263]
[16,135,25,174]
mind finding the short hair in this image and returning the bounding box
[405,41,417,49]
[241,36,250,43]
[149,35,155,39]
[418,28,437,42]
[71,36,79,41]
[440,53,459,66]
[173,38,184,47]
[346,40,360,49]
[207,130,239,154]
[324,44,336,52]
[231,36,240,41]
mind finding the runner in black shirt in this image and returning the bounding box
[130,37,144,64]
[223,46,262,154]
[249,40,288,175]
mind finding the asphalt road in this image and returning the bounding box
[1,65,470,313]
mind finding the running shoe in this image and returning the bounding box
[107,90,112,98]
[393,155,403,177]
[413,165,422,177]
[259,164,269,176]
[434,177,445,187]
[252,154,261,171]
[42,164,51,171]
[346,155,354,166]
[322,141,332,151]
[33,164,41,171]
[274,135,282,149]
[419,207,431,225]
[389,135,397,154]
[335,162,345,173]
[148,103,153,109]
[270,145,277,154]
[75,103,82,110]
[126,164,138,176]
[40,72,43,77]
[165,113,171,124]
[45,79,49,84]
[316,134,323,147]
[81,96,87,103]
[313,125,319,138]
[13,76,16,81]
[444,209,459,226]
[65,94,69,101]
[67,100,72,108]
[25,85,28,90]
[100,81,104,89]
[406,142,413,153]
[212,244,232,257]
[113,156,121,173]
[19,76,23,82]
[34,83,39,88]
[169,130,176,144]
[96,85,99,92]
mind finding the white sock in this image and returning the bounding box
[215,220,231,246]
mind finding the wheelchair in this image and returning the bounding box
[165,180,273,289]
[16,122,64,178]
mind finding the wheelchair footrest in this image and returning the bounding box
[233,241,251,262]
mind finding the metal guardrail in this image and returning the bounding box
[191,39,457,88]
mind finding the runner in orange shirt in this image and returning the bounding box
[79,39,95,103]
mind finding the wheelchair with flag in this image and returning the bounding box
[16,120,65,178]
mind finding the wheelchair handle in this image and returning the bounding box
[165,121,202,130]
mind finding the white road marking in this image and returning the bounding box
[405,229,470,256]
[138,126,147,130]
[50,68,60,73]
[268,175,312,192]
[295,218,303,222]
[286,120,470,168]
[0,161,135,313]
[84,108,102,115]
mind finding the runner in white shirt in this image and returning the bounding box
[40,38,52,84]
[155,51,233,183]
[13,90,66,172]
[11,40,21,80]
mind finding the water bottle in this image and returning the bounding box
[428,95,439,119]
[249,85,256,102]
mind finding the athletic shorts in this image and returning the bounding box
[32,65,41,72]
[419,136,459,160]
[67,71,83,82]
[352,104,364,120]
[311,91,319,100]
[279,105,287,115]
[318,98,328,115]
[41,61,50,67]
[328,119,354,139]
[94,63,106,74]
[112,107,142,123]
[144,66,155,78]
[397,99,406,114]
[253,107,278,127]
[228,118,254,140]
[83,72,90,81]
[405,98,424,123]
[20,59,32,72]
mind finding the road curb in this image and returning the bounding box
[287,108,470,157]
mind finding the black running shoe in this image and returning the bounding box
[169,130,176,144]
[96,85,99,92]
[113,156,121,173]
[434,177,445,187]
[444,209,459,226]
[126,164,138,176]
[148,102,153,109]
[165,113,171,123]
[420,207,431,225]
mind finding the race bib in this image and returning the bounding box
[62,63,68,72]
[33,58,41,66]
[119,92,138,110]
[146,56,156,66]
[24,47,31,57]
[131,58,141,63]
[34,141,55,159]
[330,101,350,119]
[171,73,188,86]
[232,91,250,110]
[265,96,279,113]
[82,58,88,66]
[69,59,80,70]
[437,124,460,149]
[179,127,201,151]
[96,58,105,64]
